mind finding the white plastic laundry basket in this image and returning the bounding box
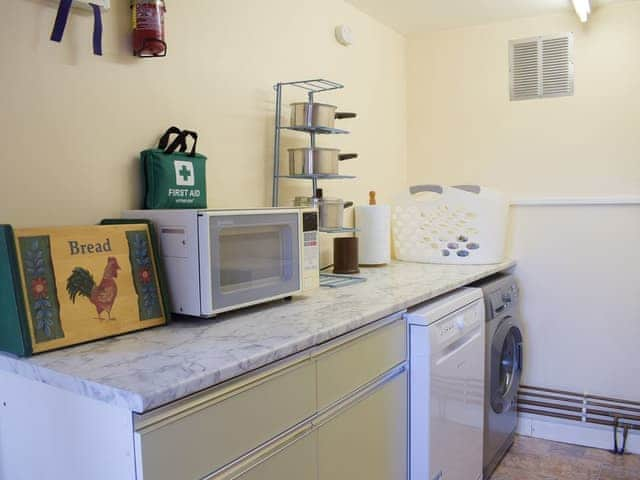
[392,185,509,265]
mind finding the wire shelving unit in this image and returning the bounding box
[271,79,357,234]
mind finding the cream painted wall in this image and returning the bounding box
[510,205,640,399]
[406,2,640,401]
[0,0,406,228]
[407,2,640,197]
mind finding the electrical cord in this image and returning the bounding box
[620,424,630,454]
[612,417,630,455]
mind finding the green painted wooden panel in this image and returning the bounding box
[0,226,31,357]
[100,219,171,324]
[18,235,64,343]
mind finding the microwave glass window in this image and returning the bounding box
[219,226,292,292]
[208,213,301,312]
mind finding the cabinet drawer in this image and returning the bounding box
[315,317,406,410]
[135,360,316,480]
[317,368,408,480]
[218,430,317,480]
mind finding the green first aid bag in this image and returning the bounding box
[142,127,207,209]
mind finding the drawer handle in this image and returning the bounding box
[201,422,315,480]
[313,363,407,428]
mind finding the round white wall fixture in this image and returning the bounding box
[335,25,354,46]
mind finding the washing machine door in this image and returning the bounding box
[490,316,523,414]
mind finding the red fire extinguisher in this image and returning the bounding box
[131,0,167,57]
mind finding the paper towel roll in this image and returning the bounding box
[355,205,391,265]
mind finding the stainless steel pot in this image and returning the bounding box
[293,196,319,208]
[290,102,356,129]
[288,148,358,176]
[319,197,354,230]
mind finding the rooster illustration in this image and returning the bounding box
[66,257,121,320]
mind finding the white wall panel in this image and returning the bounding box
[509,205,640,400]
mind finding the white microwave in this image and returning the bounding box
[124,208,319,317]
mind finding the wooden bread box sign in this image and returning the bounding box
[0,220,170,356]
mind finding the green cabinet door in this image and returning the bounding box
[317,369,408,480]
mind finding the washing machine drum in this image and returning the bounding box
[490,318,523,414]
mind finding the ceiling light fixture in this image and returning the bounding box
[572,0,591,22]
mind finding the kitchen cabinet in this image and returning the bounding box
[133,313,407,480]
[315,316,406,410]
[134,359,317,480]
[201,317,407,480]
[317,367,408,480]
[209,365,407,480]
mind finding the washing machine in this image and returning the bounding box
[406,287,485,480]
[471,273,523,479]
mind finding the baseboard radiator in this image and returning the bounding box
[518,384,640,454]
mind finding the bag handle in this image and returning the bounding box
[409,185,443,195]
[452,185,481,194]
[158,126,187,153]
[166,130,198,157]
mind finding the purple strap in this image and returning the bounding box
[90,3,103,56]
[50,0,73,43]
[50,0,103,56]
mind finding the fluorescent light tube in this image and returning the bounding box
[572,0,591,22]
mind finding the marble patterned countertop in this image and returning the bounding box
[0,260,514,413]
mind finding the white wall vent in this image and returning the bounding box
[509,33,574,101]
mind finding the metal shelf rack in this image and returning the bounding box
[271,79,356,225]
[281,126,350,135]
[277,174,356,180]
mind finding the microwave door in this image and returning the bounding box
[205,212,301,314]
[219,225,292,290]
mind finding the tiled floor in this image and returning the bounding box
[491,435,640,480]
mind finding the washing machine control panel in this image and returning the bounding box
[490,284,519,317]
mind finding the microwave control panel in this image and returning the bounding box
[301,209,320,291]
